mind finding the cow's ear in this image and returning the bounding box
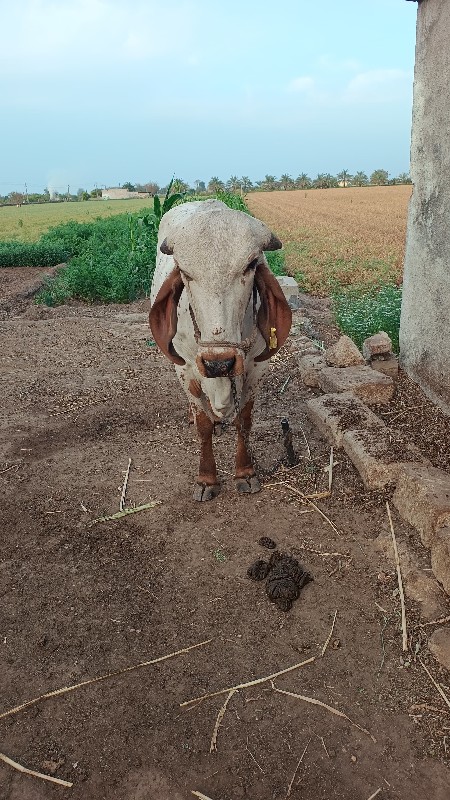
[149,268,185,365]
[254,261,292,362]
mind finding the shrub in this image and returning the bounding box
[0,241,70,267]
[332,283,402,353]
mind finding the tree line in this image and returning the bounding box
[0,169,411,206]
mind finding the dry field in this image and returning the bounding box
[247,186,412,294]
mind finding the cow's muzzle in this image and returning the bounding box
[202,356,236,378]
[196,349,245,378]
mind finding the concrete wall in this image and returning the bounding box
[101,189,151,200]
[400,0,450,414]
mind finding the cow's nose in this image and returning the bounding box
[202,356,236,378]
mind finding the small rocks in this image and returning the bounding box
[362,332,393,359]
[393,464,450,548]
[297,354,326,388]
[305,392,385,447]
[325,335,365,367]
[428,627,450,671]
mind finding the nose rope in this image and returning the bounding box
[189,286,258,356]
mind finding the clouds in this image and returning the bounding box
[343,69,413,104]
[287,76,315,93]
[285,64,413,110]
[0,0,197,71]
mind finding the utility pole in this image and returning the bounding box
[24,182,28,203]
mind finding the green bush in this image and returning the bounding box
[332,283,402,353]
[0,241,70,267]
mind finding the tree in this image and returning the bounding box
[263,175,277,191]
[240,176,253,193]
[295,173,311,189]
[370,169,389,186]
[194,179,206,193]
[396,172,412,185]
[136,181,160,194]
[208,176,225,193]
[352,171,368,187]
[172,177,189,193]
[280,174,294,190]
[122,181,136,192]
[226,175,241,193]
[337,169,352,187]
[313,173,337,189]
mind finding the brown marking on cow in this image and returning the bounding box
[188,379,202,398]
[194,409,217,485]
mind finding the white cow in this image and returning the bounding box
[149,200,292,501]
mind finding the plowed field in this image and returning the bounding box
[247,186,412,294]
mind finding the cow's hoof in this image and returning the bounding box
[235,475,261,494]
[193,483,221,502]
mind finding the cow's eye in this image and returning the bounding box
[244,258,259,274]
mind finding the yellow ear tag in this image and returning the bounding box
[269,327,278,350]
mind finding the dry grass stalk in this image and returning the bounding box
[267,482,341,535]
[87,500,161,526]
[271,683,376,743]
[0,752,73,788]
[296,542,349,559]
[418,658,450,711]
[245,737,265,773]
[321,610,338,657]
[0,639,212,721]
[366,790,382,800]
[298,423,312,459]
[328,447,334,492]
[119,457,132,511]
[192,792,215,800]
[286,738,311,798]
[180,656,316,708]
[420,614,450,628]
[279,375,291,394]
[386,502,408,651]
[209,689,238,753]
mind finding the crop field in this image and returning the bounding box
[0,198,155,242]
[247,185,412,294]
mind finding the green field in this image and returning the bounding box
[0,199,156,242]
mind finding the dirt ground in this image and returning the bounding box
[1,268,450,800]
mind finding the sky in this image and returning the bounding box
[0,0,418,195]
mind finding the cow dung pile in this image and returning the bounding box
[247,549,313,612]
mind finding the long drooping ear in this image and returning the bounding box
[149,268,185,365]
[254,261,292,362]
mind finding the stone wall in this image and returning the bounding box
[400,0,450,415]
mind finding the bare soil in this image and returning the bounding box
[1,269,450,800]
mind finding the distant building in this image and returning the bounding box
[101,188,151,200]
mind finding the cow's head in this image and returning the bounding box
[149,203,292,414]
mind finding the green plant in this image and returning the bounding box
[332,282,402,353]
[0,241,70,267]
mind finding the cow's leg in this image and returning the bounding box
[234,399,261,494]
[193,409,221,502]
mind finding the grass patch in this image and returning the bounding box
[0,241,70,268]
[35,190,285,306]
[332,282,402,353]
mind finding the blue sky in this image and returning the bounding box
[0,0,418,195]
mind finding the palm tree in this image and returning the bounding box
[313,173,337,189]
[352,171,368,187]
[295,173,311,189]
[240,176,253,193]
[172,177,189,193]
[207,176,225,193]
[280,174,294,190]
[226,175,242,193]
[263,175,277,191]
[337,169,352,187]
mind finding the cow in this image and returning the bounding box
[149,200,292,501]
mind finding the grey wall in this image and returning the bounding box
[400,0,450,414]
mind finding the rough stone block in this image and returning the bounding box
[305,391,385,447]
[277,276,300,310]
[293,335,322,358]
[374,530,448,619]
[362,331,393,359]
[342,428,426,489]
[428,627,450,671]
[393,464,450,547]
[318,365,395,405]
[370,355,399,380]
[297,355,326,388]
[325,335,365,367]
[431,527,450,595]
